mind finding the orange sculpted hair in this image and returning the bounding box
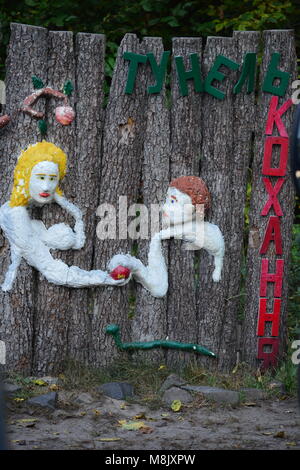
[169,176,211,211]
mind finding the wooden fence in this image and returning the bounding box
[0,23,297,375]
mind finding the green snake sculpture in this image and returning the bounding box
[105,324,216,358]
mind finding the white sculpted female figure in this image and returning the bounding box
[0,141,129,291]
[109,175,225,298]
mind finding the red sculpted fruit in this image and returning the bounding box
[110,266,131,280]
[0,114,10,128]
[55,106,75,125]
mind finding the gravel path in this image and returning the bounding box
[5,392,300,450]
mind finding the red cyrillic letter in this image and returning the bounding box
[257,298,281,337]
[261,178,284,217]
[265,96,293,137]
[259,258,284,297]
[260,216,283,255]
[257,337,279,369]
[262,136,288,176]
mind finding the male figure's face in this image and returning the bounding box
[29,161,59,205]
[162,187,194,227]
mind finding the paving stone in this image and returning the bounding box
[3,383,22,396]
[182,385,240,405]
[27,392,58,411]
[267,380,286,395]
[159,374,187,393]
[98,382,134,401]
[162,386,193,405]
[39,377,59,386]
[239,388,267,401]
[74,393,94,405]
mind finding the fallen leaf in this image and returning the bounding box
[80,412,86,416]
[158,365,166,370]
[120,403,127,410]
[262,432,273,436]
[49,384,59,391]
[274,431,285,438]
[13,398,25,402]
[287,442,297,446]
[32,379,47,386]
[139,425,154,434]
[93,409,101,416]
[15,418,38,427]
[96,437,122,442]
[244,402,257,407]
[134,413,146,420]
[161,413,169,418]
[11,440,26,445]
[171,400,182,412]
[119,420,145,431]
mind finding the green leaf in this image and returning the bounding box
[32,75,44,89]
[38,120,47,135]
[63,80,73,96]
[141,0,152,12]
[215,23,224,32]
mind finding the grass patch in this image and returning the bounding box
[6,354,298,407]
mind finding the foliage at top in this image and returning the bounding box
[0,0,298,80]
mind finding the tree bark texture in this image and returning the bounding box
[166,37,203,366]
[131,37,170,364]
[0,24,48,374]
[0,24,297,374]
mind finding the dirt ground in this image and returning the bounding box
[5,391,300,451]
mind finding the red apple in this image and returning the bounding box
[0,114,10,128]
[110,265,131,280]
[55,106,75,125]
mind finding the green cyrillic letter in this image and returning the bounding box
[123,52,147,94]
[205,55,239,100]
[233,52,257,94]
[175,53,204,97]
[262,52,290,97]
[147,51,170,94]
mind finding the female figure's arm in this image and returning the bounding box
[1,205,127,289]
[54,193,85,249]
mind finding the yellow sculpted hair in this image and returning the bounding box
[9,141,67,207]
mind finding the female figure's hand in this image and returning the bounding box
[54,193,85,249]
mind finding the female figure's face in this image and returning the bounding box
[29,161,59,204]
[162,187,194,226]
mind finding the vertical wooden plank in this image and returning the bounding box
[0,23,48,374]
[90,34,148,367]
[66,33,106,365]
[242,30,296,367]
[131,37,170,362]
[166,37,202,365]
[221,31,261,365]
[197,37,239,370]
[32,31,76,375]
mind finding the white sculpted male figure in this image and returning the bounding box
[0,141,129,291]
[109,176,225,298]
